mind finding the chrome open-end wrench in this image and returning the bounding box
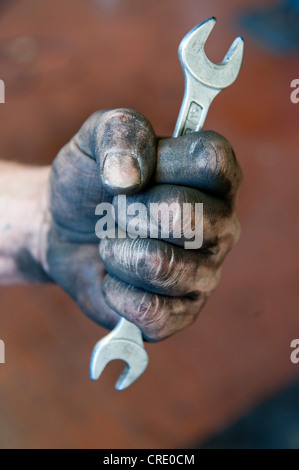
[90,17,244,391]
[174,17,244,136]
[90,317,148,391]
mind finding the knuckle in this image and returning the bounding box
[136,241,186,291]
[145,244,172,284]
[205,134,231,178]
[209,214,241,263]
[137,295,198,342]
[102,237,189,294]
[136,294,168,341]
[191,131,241,197]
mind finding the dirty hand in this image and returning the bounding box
[44,108,242,341]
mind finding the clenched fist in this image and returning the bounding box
[44,108,241,341]
[0,108,241,342]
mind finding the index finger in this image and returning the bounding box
[155,131,242,199]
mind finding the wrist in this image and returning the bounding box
[0,162,52,284]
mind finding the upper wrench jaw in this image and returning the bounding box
[90,338,149,391]
[178,17,244,89]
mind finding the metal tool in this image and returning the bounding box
[174,17,244,137]
[90,17,244,390]
[90,317,148,390]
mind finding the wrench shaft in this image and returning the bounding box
[173,73,220,137]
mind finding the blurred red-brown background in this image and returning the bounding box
[0,0,298,448]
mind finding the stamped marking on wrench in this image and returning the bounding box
[90,17,244,390]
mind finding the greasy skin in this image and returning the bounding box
[42,108,242,341]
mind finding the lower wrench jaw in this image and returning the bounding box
[115,366,131,391]
[115,357,149,391]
